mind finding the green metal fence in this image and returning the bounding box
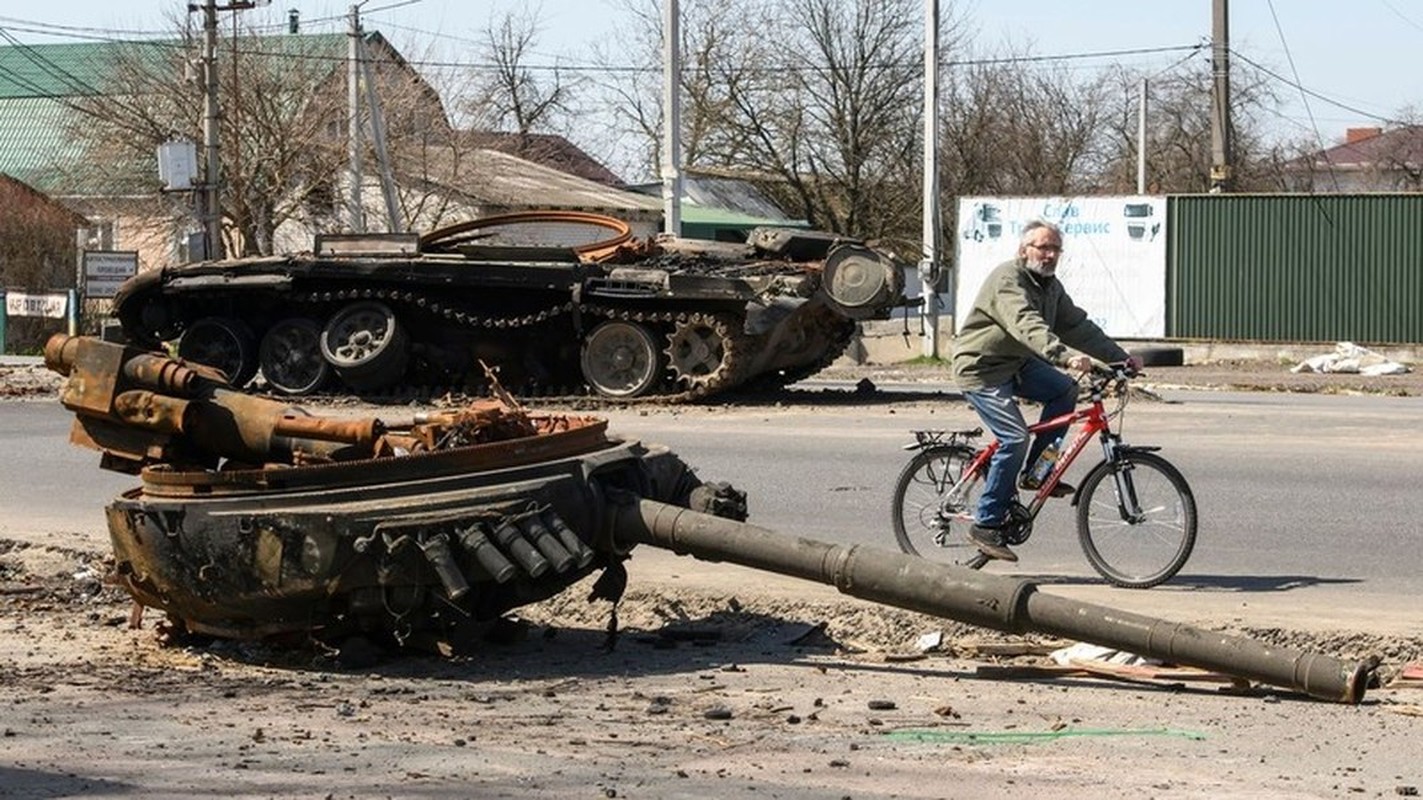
[1167,194,1423,344]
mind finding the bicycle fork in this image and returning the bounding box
[1101,436,1148,524]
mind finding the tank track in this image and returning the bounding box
[743,316,858,393]
[282,287,776,404]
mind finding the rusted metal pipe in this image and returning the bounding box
[611,497,1372,704]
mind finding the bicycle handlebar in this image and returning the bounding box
[1079,362,1142,397]
[1105,361,1141,379]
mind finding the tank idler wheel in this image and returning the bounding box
[580,320,663,398]
[666,314,734,390]
[320,301,410,392]
[259,318,331,396]
[177,316,258,387]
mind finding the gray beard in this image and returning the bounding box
[1025,258,1056,277]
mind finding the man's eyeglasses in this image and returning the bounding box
[1027,243,1063,253]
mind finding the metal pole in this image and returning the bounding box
[1209,0,1232,192]
[74,229,86,336]
[1136,77,1148,194]
[66,289,79,337]
[0,290,7,355]
[201,0,225,259]
[360,47,402,232]
[919,0,941,359]
[347,5,366,233]
[661,0,682,236]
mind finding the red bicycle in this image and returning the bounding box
[890,364,1197,588]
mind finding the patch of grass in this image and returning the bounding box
[898,356,951,368]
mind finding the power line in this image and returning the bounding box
[2,16,1204,78]
[1263,0,1335,189]
[1378,0,1423,34]
[1231,50,1406,128]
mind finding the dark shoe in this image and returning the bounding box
[968,524,1019,562]
[1019,475,1074,497]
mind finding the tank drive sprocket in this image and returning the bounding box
[665,313,742,393]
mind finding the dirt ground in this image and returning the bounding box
[3,356,1422,799]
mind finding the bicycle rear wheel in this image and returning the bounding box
[1076,451,1197,588]
[891,446,989,569]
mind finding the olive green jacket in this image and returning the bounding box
[950,258,1129,391]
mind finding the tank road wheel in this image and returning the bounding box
[259,318,331,396]
[177,316,258,387]
[580,320,662,398]
[320,301,410,392]
[666,313,735,392]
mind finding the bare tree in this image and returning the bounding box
[594,0,750,182]
[65,23,450,257]
[462,5,581,137]
[0,176,86,350]
[598,0,938,249]
[939,54,1112,198]
[1091,57,1283,193]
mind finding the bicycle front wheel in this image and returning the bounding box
[1076,451,1197,588]
[890,446,989,568]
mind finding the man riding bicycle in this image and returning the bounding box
[951,220,1142,562]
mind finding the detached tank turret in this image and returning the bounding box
[113,212,907,401]
[47,334,1376,704]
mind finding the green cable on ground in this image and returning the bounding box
[885,727,1206,745]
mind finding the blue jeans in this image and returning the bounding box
[963,359,1077,527]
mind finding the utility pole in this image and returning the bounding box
[1209,0,1233,192]
[661,0,683,236]
[1137,78,1148,194]
[189,0,264,260]
[920,0,942,359]
[200,0,224,259]
[361,52,402,232]
[347,4,366,233]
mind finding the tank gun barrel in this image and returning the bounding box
[610,497,1372,704]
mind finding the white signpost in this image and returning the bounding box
[4,291,69,319]
[83,251,139,299]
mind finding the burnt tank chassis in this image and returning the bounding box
[112,211,906,401]
[47,334,1374,704]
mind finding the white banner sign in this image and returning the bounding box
[84,251,139,299]
[955,196,1168,338]
[5,291,69,319]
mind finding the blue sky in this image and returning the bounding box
[4,0,1420,153]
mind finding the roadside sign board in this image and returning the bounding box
[4,291,69,319]
[955,196,1168,338]
[83,251,139,299]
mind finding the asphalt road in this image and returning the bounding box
[589,386,1423,635]
[6,385,1421,635]
[3,386,1422,800]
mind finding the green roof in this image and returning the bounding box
[680,203,807,228]
[0,34,350,193]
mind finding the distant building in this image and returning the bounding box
[1283,126,1423,192]
[629,171,809,242]
[0,33,667,267]
[0,173,93,350]
[463,131,626,187]
[399,146,662,237]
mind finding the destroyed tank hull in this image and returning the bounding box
[48,335,1375,703]
[112,212,907,401]
[105,433,710,641]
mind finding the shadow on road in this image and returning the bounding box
[717,385,964,408]
[1031,573,1362,592]
[0,767,136,799]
